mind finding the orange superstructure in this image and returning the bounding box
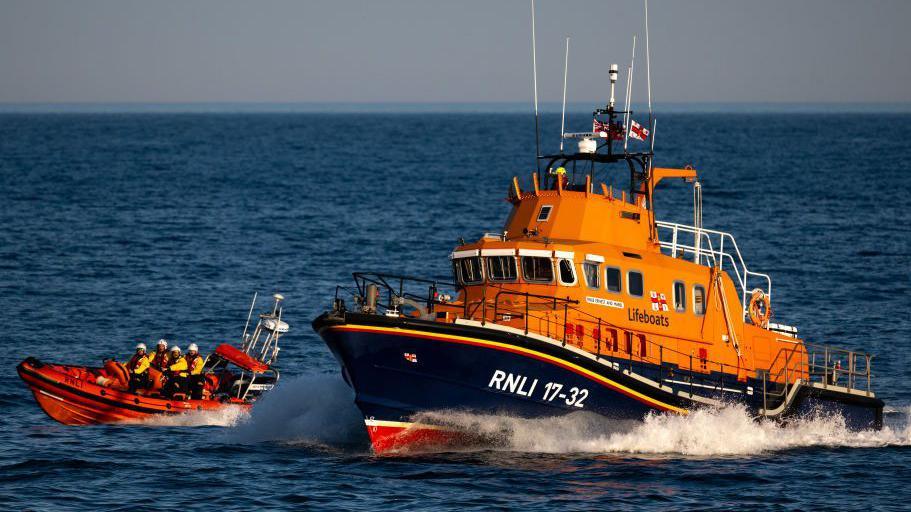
[435,166,798,386]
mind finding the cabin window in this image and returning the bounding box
[693,285,706,315]
[627,270,644,297]
[455,257,484,285]
[673,281,686,312]
[521,256,554,283]
[583,262,600,289]
[557,259,577,286]
[606,267,622,293]
[487,256,517,282]
[536,205,553,222]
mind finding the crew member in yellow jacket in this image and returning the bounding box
[184,343,206,399]
[126,343,151,392]
[163,346,189,398]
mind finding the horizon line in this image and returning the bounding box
[1,101,909,114]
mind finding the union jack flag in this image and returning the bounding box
[593,119,624,140]
[404,352,418,363]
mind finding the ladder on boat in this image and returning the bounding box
[759,342,875,418]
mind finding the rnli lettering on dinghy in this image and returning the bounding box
[627,307,670,327]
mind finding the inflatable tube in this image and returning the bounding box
[103,360,130,390]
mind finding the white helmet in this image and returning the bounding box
[170,346,181,354]
[136,342,147,351]
[157,339,168,349]
[187,343,198,353]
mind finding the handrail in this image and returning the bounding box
[350,272,457,316]
[656,220,772,319]
[761,341,874,415]
[338,271,875,408]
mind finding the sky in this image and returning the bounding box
[0,0,909,106]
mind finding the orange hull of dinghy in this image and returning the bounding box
[17,357,249,426]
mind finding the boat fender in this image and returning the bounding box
[748,289,772,328]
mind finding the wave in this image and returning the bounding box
[225,373,368,447]
[133,404,249,427]
[413,404,911,456]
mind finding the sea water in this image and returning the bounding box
[0,111,909,510]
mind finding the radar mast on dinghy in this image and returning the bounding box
[204,293,289,401]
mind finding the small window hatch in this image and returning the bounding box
[537,205,553,222]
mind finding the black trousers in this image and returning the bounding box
[129,372,149,392]
[164,376,188,398]
[188,375,205,400]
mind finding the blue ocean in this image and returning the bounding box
[0,111,909,511]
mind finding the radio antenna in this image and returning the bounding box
[531,0,541,172]
[623,35,637,152]
[644,0,653,119]
[560,37,569,153]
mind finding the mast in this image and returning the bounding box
[644,0,653,123]
[559,37,569,153]
[531,0,541,174]
[623,35,637,152]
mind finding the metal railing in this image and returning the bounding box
[761,341,874,415]
[656,220,772,318]
[336,272,875,411]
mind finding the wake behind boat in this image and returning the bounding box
[312,4,884,454]
[19,293,288,425]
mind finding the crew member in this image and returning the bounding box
[126,343,152,392]
[163,346,189,398]
[185,343,205,400]
[553,166,568,189]
[149,339,169,371]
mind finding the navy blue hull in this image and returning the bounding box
[314,312,883,439]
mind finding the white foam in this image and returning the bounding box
[131,405,249,427]
[415,404,911,456]
[225,373,367,446]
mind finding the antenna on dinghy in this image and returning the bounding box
[531,0,542,174]
[559,36,570,153]
[241,291,258,348]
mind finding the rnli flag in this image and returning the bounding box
[593,119,624,140]
[629,119,650,141]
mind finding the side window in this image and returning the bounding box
[557,259,577,286]
[673,281,686,312]
[536,205,553,222]
[583,262,600,289]
[456,257,484,285]
[627,271,644,297]
[606,267,622,293]
[487,256,517,282]
[521,257,554,283]
[693,285,706,315]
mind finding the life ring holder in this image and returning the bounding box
[748,289,771,328]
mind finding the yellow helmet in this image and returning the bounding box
[554,166,566,176]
